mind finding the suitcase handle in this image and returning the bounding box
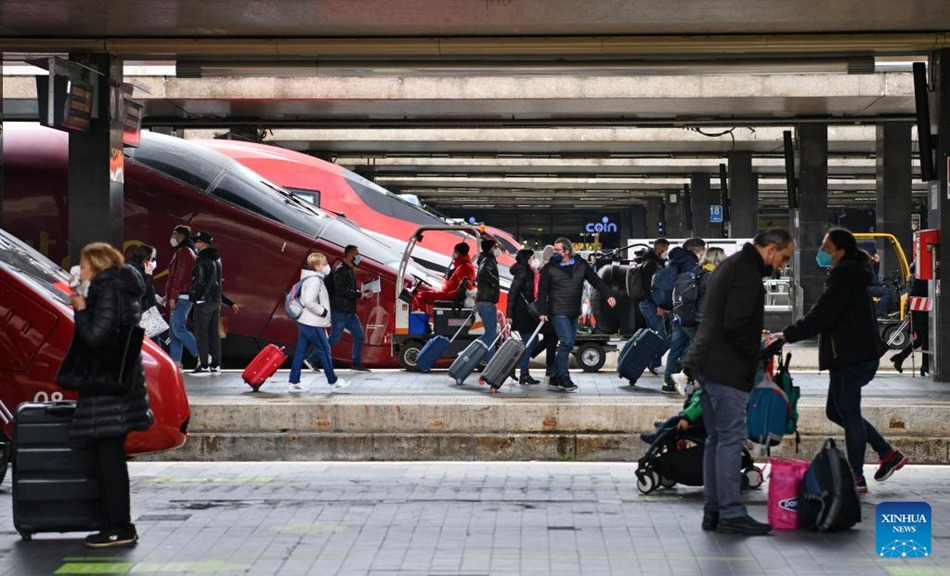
[44,401,77,416]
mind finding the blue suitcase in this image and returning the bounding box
[415,312,474,373]
[617,328,664,384]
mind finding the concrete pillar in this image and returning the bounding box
[68,54,124,264]
[690,173,712,239]
[645,197,663,237]
[875,122,913,265]
[729,151,759,238]
[931,50,950,381]
[796,123,830,314]
[665,190,686,237]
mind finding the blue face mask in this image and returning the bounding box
[353,255,362,266]
[815,249,833,268]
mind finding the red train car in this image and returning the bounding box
[0,227,190,460]
[1,124,418,367]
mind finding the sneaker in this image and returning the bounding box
[287,382,309,394]
[547,376,562,391]
[331,378,351,391]
[209,366,220,374]
[660,382,678,394]
[84,525,138,548]
[190,366,209,375]
[855,475,868,494]
[519,372,541,385]
[671,372,690,397]
[874,450,909,482]
[716,515,772,536]
[557,378,578,393]
[351,364,371,372]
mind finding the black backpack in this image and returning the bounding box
[650,265,677,310]
[671,271,699,326]
[798,438,861,532]
[626,264,647,302]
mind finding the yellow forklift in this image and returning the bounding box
[855,233,912,349]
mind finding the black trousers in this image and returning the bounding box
[95,434,130,529]
[193,301,222,368]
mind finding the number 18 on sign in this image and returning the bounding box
[710,204,724,223]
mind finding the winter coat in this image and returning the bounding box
[426,254,476,303]
[693,262,715,325]
[782,255,881,370]
[190,246,223,304]
[683,243,771,392]
[71,265,154,439]
[166,241,196,301]
[330,261,361,314]
[475,252,500,304]
[537,257,615,318]
[506,261,539,332]
[297,269,332,328]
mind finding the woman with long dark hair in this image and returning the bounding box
[775,228,907,493]
[506,248,546,384]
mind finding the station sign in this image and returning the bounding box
[585,216,618,233]
[710,205,724,223]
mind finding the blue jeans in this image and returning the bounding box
[827,360,891,477]
[518,329,546,372]
[551,315,578,378]
[327,310,365,366]
[291,323,338,385]
[169,297,198,362]
[664,323,696,382]
[476,302,498,362]
[637,300,670,368]
[700,378,750,519]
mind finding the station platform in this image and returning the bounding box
[158,344,950,464]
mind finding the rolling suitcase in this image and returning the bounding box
[415,312,475,373]
[448,329,507,385]
[13,402,105,540]
[617,328,664,384]
[242,343,287,391]
[479,320,546,392]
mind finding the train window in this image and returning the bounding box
[126,139,221,192]
[344,174,445,227]
[286,187,321,206]
[0,231,71,305]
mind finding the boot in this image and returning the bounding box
[519,371,540,385]
[921,363,930,377]
[890,353,906,374]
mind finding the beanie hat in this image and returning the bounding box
[453,242,470,256]
[481,236,498,253]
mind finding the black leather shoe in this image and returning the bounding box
[716,515,772,536]
[701,510,719,531]
[519,371,540,385]
[921,365,930,377]
[890,354,904,374]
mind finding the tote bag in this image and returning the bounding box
[56,324,145,395]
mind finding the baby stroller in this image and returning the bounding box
[635,422,763,494]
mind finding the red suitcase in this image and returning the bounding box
[242,344,287,391]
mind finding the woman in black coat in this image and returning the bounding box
[67,242,154,548]
[777,228,907,493]
[506,248,548,384]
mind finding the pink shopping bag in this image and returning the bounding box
[768,457,810,530]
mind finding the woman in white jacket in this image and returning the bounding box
[288,253,349,393]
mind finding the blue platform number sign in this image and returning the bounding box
[876,502,931,558]
[710,205,724,223]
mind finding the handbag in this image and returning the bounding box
[140,305,169,338]
[56,324,145,395]
[525,296,543,320]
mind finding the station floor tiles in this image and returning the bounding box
[0,461,944,575]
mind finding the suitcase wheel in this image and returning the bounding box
[478,377,486,386]
[250,384,262,392]
[489,385,501,395]
[19,531,32,541]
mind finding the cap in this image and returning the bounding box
[453,242,470,256]
[481,236,498,252]
[193,231,214,245]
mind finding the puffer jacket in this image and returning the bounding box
[71,265,154,439]
[297,269,332,328]
[475,251,500,303]
[190,246,223,304]
[782,254,881,370]
[330,261,361,314]
[506,261,538,332]
[166,241,196,301]
[537,257,615,318]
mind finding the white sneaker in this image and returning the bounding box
[330,378,351,391]
[287,382,309,394]
[671,373,690,398]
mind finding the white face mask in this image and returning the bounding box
[170,236,180,248]
[492,247,502,258]
[321,264,331,275]
[530,258,541,270]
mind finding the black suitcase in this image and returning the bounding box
[617,329,664,384]
[448,329,506,385]
[479,321,546,392]
[13,402,105,540]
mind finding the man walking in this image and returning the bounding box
[662,238,706,393]
[683,229,793,536]
[328,245,373,371]
[475,236,502,362]
[165,225,199,372]
[537,237,617,392]
[635,238,670,375]
[189,231,240,374]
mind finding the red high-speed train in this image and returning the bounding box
[1,124,428,368]
[0,227,190,460]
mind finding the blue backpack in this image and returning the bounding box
[284,276,317,319]
[747,353,800,453]
[650,264,677,310]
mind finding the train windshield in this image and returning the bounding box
[0,229,71,305]
[344,172,447,227]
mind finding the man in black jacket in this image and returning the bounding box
[538,237,617,392]
[475,236,502,362]
[635,238,670,374]
[189,232,239,375]
[329,244,373,371]
[683,228,793,536]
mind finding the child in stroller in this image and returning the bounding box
[635,383,764,494]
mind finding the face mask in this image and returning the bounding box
[492,247,502,258]
[451,252,459,261]
[321,264,331,275]
[816,249,833,268]
[170,237,179,248]
[530,258,541,270]
[353,255,362,266]
[77,280,90,298]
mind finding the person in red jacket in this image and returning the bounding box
[164,225,199,372]
[415,242,477,307]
